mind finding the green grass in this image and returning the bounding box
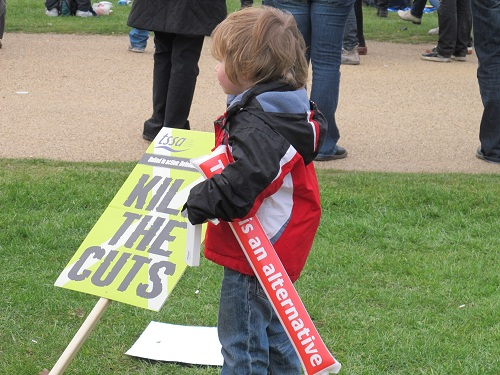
[6,0,438,44]
[0,159,498,374]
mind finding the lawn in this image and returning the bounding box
[0,160,498,374]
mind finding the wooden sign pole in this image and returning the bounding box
[49,298,111,375]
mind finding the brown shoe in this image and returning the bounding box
[358,46,367,55]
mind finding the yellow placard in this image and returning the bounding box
[55,129,213,311]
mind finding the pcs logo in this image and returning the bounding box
[156,135,193,153]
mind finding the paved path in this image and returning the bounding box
[0,33,498,174]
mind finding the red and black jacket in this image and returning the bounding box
[186,82,327,282]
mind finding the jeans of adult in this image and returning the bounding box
[218,268,301,375]
[471,0,500,162]
[436,0,472,57]
[0,0,5,41]
[143,32,204,140]
[129,28,149,50]
[273,0,355,157]
[344,8,358,51]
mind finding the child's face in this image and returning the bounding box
[215,61,250,96]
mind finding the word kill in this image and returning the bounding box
[66,174,188,299]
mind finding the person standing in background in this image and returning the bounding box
[471,0,500,164]
[420,0,471,62]
[354,0,367,55]
[342,8,360,65]
[272,0,354,161]
[128,0,226,141]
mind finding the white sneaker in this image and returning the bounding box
[428,27,439,35]
[341,48,360,65]
[75,10,94,17]
[45,8,59,16]
[397,9,421,24]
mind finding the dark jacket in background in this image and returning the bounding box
[127,0,227,36]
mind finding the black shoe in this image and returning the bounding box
[476,147,500,164]
[421,48,451,62]
[315,146,348,161]
[142,133,155,142]
[377,9,388,17]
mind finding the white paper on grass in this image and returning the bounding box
[126,321,223,366]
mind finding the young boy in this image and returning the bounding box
[185,7,326,374]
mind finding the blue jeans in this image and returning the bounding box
[274,0,355,156]
[471,0,500,162]
[218,268,301,375]
[129,28,149,50]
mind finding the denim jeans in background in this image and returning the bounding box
[471,0,500,162]
[129,28,149,50]
[343,8,358,51]
[218,268,301,375]
[274,0,355,157]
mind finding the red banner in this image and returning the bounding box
[191,146,341,375]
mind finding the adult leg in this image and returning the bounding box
[436,0,457,57]
[411,0,428,18]
[163,34,204,129]
[342,8,360,64]
[376,0,389,16]
[354,0,366,48]
[398,0,427,22]
[75,0,91,12]
[45,0,58,10]
[143,32,175,140]
[471,0,500,163]
[343,8,358,51]
[0,0,5,45]
[310,0,354,157]
[453,0,472,57]
[274,0,353,158]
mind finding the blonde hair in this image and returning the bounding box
[211,6,308,90]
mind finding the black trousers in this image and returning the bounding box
[143,32,205,139]
[0,0,5,40]
[436,0,472,57]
